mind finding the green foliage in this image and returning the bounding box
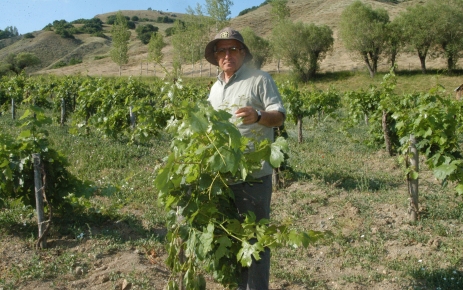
[127,21,136,30]
[0,72,27,109]
[395,2,440,74]
[135,24,159,44]
[171,7,210,71]
[429,1,463,72]
[0,26,19,40]
[69,77,174,143]
[148,32,166,64]
[155,99,321,288]
[238,1,270,16]
[110,12,131,75]
[156,16,175,23]
[106,15,130,25]
[271,21,333,82]
[1,52,41,75]
[0,106,74,209]
[72,18,104,34]
[269,0,290,24]
[51,20,77,38]
[279,81,340,142]
[339,0,389,77]
[343,71,400,150]
[51,58,81,69]
[241,27,271,70]
[69,57,82,65]
[52,61,67,69]
[205,0,233,29]
[393,86,463,193]
[94,55,108,60]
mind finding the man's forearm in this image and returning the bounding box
[258,110,285,127]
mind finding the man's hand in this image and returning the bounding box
[235,106,258,124]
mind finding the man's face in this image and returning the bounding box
[214,40,246,75]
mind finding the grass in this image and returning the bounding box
[1,71,463,289]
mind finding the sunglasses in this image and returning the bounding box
[214,47,244,58]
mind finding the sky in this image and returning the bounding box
[0,0,266,35]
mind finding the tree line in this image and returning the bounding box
[135,0,463,82]
[0,26,19,40]
[340,0,463,77]
[4,0,463,80]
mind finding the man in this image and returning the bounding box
[205,27,286,290]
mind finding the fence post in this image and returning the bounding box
[408,134,419,222]
[33,153,47,249]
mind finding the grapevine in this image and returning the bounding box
[155,99,322,289]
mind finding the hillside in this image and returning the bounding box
[0,0,445,77]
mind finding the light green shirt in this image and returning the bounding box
[208,64,286,178]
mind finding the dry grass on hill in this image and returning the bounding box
[0,0,447,78]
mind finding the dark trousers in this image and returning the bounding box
[229,175,272,290]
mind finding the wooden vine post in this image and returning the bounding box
[297,115,303,143]
[33,153,47,249]
[408,134,419,221]
[60,98,65,126]
[11,98,15,119]
[382,110,393,156]
[129,106,136,129]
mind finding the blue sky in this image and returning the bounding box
[0,0,265,35]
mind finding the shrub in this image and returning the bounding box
[136,24,159,44]
[43,24,53,31]
[52,61,67,69]
[131,16,139,21]
[23,33,35,39]
[165,27,175,37]
[157,16,174,23]
[127,21,136,30]
[69,58,82,65]
[106,15,117,25]
[91,31,107,38]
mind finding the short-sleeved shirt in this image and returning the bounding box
[208,64,286,178]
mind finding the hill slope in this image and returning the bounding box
[0,0,444,77]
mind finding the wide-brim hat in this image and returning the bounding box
[204,27,253,66]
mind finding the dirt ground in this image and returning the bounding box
[2,173,460,290]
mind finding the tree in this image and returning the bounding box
[430,0,463,73]
[148,32,166,68]
[271,21,333,82]
[171,4,211,76]
[110,12,131,76]
[383,19,406,71]
[339,0,389,77]
[0,26,19,40]
[398,3,440,74]
[135,24,159,44]
[241,27,271,70]
[205,0,233,31]
[269,0,290,73]
[269,0,290,24]
[2,52,41,75]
